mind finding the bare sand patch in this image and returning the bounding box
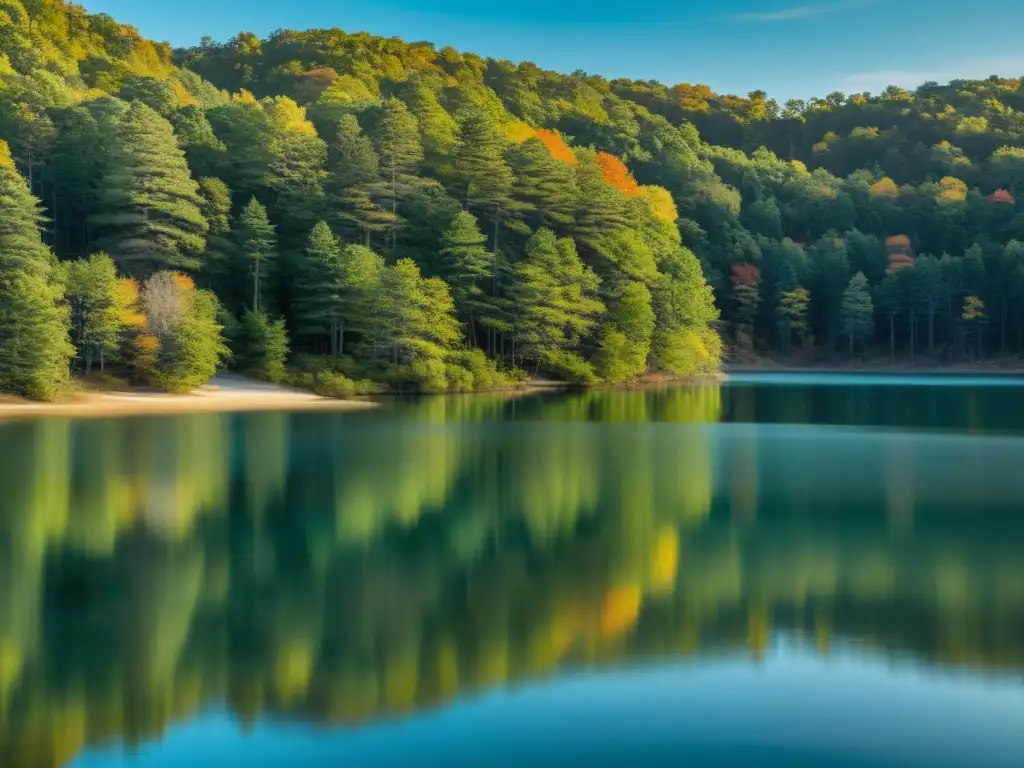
[0,374,378,421]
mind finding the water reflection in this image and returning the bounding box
[0,379,1022,766]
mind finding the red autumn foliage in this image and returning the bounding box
[885,234,913,254]
[594,152,641,197]
[535,129,577,165]
[731,262,761,287]
[886,252,915,275]
[988,189,1016,205]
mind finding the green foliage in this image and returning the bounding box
[0,140,72,399]
[292,222,384,356]
[89,102,208,277]
[439,210,493,332]
[235,309,289,382]
[840,272,874,354]
[507,228,604,374]
[141,272,227,392]
[61,252,130,372]
[0,270,72,399]
[233,197,277,312]
[596,282,656,383]
[2,4,743,393]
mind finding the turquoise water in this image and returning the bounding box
[0,375,1022,766]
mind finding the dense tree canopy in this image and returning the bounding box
[10,0,1024,397]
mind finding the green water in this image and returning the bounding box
[1,374,1023,766]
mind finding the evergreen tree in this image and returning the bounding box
[368,98,423,249]
[596,281,656,383]
[397,186,462,274]
[507,228,604,376]
[61,252,131,372]
[571,154,629,254]
[89,101,208,277]
[453,107,514,250]
[440,211,493,343]
[324,114,394,245]
[169,105,226,179]
[840,271,874,355]
[196,177,233,290]
[235,309,289,382]
[293,222,384,356]
[377,258,463,375]
[401,81,458,163]
[0,140,73,399]
[233,197,277,313]
[265,96,327,243]
[508,138,578,232]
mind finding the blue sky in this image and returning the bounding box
[78,1,1024,100]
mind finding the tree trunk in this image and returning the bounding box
[848,333,853,357]
[391,163,398,258]
[338,318,345,357]
[1002,303,1008,355]
[890,312,895,359]
[253,255,261,312]
[909,312,915,362]
[928,305,935,355]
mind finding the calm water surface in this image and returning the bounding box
[1,374,1023,766]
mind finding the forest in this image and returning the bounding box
[5,3,1024,397]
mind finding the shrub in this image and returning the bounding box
[235,310,289,383]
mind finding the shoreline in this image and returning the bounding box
[724,359,1024,376]
[0,374,379,421]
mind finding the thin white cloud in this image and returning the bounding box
[841,56,1024,93]
[731,0,878,22]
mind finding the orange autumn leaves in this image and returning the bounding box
[506,122,677,223]
[594,152,640,197]
[536,129,578,166]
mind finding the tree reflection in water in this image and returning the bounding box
[1,380,1024,766]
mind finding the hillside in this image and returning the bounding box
[1,3,1024,399]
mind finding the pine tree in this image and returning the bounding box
[368,98,423,251]
[233,197,277,313]
[571,154,630,255]
[197,177,234,295]
[507,228,604,375]
[235,309,289,382]
[0,140,73,399]
[402,81,458,162]
[440,211,493,344]
[293,222,384,356]
[264,96,327,243]
[841,271,874,355]
[89,101,208,277]
[61,252,131,373]
[508,137,578,232]
[378,258,463,369]
[453,107,514,251]
[324,115,395,246]
[596,281,656,383]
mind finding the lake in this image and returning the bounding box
[2,373,1024,767]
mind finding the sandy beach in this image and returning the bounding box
[0,374,379,421]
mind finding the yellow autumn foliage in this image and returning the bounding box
[639,185,679,223]
[869,177,900,198]
[649,528,679,593]
[600,584,642,638]
[505,120,536,143]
